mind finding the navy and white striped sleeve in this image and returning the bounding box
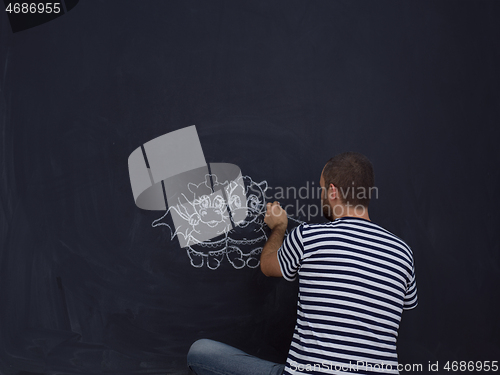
[403,263,418,310]
[277,225,304,281]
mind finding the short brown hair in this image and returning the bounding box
[322,152,375,207]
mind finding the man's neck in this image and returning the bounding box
[334,205,370,221]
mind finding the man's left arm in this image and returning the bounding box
[260,201,287,277]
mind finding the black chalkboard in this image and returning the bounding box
[1,1,499,374]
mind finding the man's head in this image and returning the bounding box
[320,152,375,221]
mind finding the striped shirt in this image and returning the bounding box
[277,217,418,375]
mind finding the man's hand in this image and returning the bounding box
[264,201,288,230]
[261,201,287,277]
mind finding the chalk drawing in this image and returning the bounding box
[152,174,304,270]
[128,125,304,269]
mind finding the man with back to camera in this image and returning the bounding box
[187,152,418,375]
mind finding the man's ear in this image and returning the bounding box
[328,184,337,201]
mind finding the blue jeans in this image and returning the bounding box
[187,339,285,375]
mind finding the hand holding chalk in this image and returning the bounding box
[264,201,288,231]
